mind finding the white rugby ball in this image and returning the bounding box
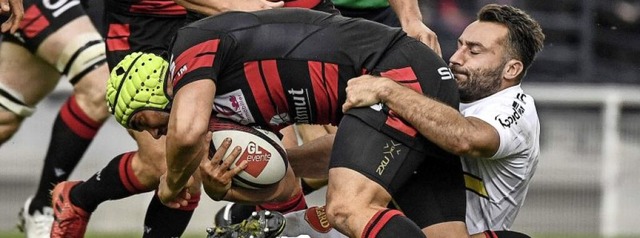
[209,118,288,189]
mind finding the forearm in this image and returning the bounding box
[388,0,423,27]
[287,134,335,178]
[165,137,204,191]
[378,81,474,156]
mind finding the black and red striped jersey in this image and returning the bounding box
[106,0,186,17]
[167,8,411,130]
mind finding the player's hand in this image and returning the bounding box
[157,173,194,209]
[402,20,441,57]
[343,75,394,112]
[1,0,23,33]
[199,136,248,200]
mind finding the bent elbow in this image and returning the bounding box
[169,127,207,149]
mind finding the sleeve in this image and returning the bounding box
[467,102,531,160]
[167,26,231,98]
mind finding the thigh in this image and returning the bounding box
[329,114,425,195]
[4,0,93,58]
[0,42,59,106]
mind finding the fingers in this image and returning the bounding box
[1,0,23,33]
[231,160,249,175]
[210,137,232,165]
[201,131,213,166]
[158,189,190,209]
[219,145,242,172]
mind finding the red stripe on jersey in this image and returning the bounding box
[308,62,338,124]
[129,0,186,15]
[380,67,421,92]
[284,0,321,8]
[244,61,276,126]
[385,111,418,137]
[381,67,420,137]
[324,63,339,123]
[106,24,131,51]
[21,5,49,38]
[260,60,288,118]
[172,39,220,87]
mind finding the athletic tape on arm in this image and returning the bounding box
[55,32,107,85]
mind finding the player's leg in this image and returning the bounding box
[325,114,427,238]
[28,14,110,221]
[1,40,61,238]
[0,42,59,144]
[51,130,202,237]
[9,2,111,236]
[133,130,202,237]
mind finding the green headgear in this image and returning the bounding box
[106,52,169,128]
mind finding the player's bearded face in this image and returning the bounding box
[450,60,505,103]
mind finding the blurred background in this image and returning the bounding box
[1,0,639,237]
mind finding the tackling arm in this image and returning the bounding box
[344,75,499,158]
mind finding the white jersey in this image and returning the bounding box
[460,85,540,234]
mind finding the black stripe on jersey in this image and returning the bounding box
[257,61,282,121]
[276,60,315,124]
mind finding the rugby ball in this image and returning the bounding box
[209,117,288,189]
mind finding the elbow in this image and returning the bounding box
[169,125,208,150]
[450,142,474,157]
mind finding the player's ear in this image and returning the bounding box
[503,59,523,81]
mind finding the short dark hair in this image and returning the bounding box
[478,4,545,80]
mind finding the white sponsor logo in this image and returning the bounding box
[214,90,255,125]
[43,0,80,18]
[438,67,454,80]
[495,100,526,128]
[287,88,312,123]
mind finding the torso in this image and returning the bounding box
[459,85,541,234]
[168,9,407,130]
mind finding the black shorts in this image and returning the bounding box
[331,38,465,227]
[104,7,186,69]
[2,0,87,52]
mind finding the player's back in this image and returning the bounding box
[168,9,412,130]
[183,8,406,70]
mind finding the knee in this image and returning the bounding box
[72,65,111,121]
[325,193,352,227]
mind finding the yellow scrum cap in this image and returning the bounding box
[106,52,169,128]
